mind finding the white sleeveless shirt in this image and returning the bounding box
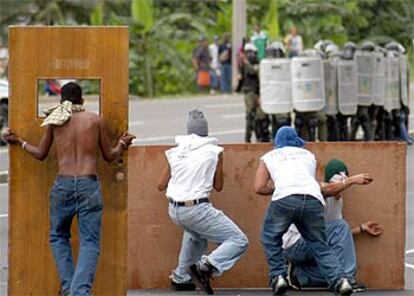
[165,135,223,202]
[260,146,324,204]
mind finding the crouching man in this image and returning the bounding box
[157,109,249,295]
[283,159,382,292]
[254,126,353,296]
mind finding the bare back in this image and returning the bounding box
[53,111,100,176]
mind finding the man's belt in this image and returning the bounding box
[57,174,98,181]
[168,197,209,207]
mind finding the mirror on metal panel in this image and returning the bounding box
[37,79,101,117]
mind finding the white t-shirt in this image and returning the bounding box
[209,43,219,70]
[165,134,223,202]
[260,147,324,205]
[288,34,303,53]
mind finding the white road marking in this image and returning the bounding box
[221,113,244,119]
[204,103,243,108]
[133,135,174,143]
[0,149,7,155]
[0,214,8,219]
[129,121,144,126]
[406,262,414,270]
[210,129,244,136]
[133,129,244,143]
[406,249,414,255]
[0,183,7,188]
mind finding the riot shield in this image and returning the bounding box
[400,55,409,107]
[384,56,401,112]
[291,56,325,112]
[324,58,339,115]
[260,58,293,114]
[337,59,358,115]
[355,51,374,106]
[372,52,386,106]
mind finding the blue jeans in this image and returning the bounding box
[261,195,346,291]
[284,219,357,287]
[49,176,103,296]
[210,69,219,90]
[169,202,248,283]
[220,64,232,93]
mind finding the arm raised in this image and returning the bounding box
[98,118,135,163]
[320,173,373,198]
[4,126,54,161]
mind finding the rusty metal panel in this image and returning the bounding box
[9,26,129,295]
[128,142,406,289]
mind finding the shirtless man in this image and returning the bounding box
[3,82,135,296]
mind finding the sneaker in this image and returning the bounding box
[287,262,301,291]
[337,278,353,296]
[170,280,196,291]
[350,281,366,293]
[186,263,214,295]
[270,275,288,295]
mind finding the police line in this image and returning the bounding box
[259,48,409,116]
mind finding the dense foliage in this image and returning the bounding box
[0,0,413,97]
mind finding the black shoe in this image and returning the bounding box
[287,262,301,291]
[270,275,288,295]
[186,263,214,295]
[350,281,366,293]
[170,280,197,291]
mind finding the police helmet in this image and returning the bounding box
[361,41,376,51]
[265,41,285,58]
[244,43,258,52]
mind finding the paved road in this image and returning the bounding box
[129,289,413,295]
[0,93,413,295]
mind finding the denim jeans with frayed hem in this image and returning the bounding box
[284,219,357,287]
[49,176,103,296]
[168,202,248,283]
[260,195,346,291]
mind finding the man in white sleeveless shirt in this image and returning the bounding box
[283,159,381,292]
[158,109,249,295]
[254,126,353,296]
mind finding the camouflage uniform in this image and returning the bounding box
[240,60,270,142]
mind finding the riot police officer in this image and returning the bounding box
[384,42,412,143]
[323,42,342,141]
[292,49,326,142]
[239,43,270,142]
[351,41,376,141]
[336,42,359,141]
[260,41,292,139]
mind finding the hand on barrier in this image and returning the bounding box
[2,128,22,145]
[361,221,383,236]
[118,131,136,149]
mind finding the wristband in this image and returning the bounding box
[359,224,364,233]
[119,139,127,149]
[21,141,27,151]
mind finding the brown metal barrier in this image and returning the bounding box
[128,142,406,289]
